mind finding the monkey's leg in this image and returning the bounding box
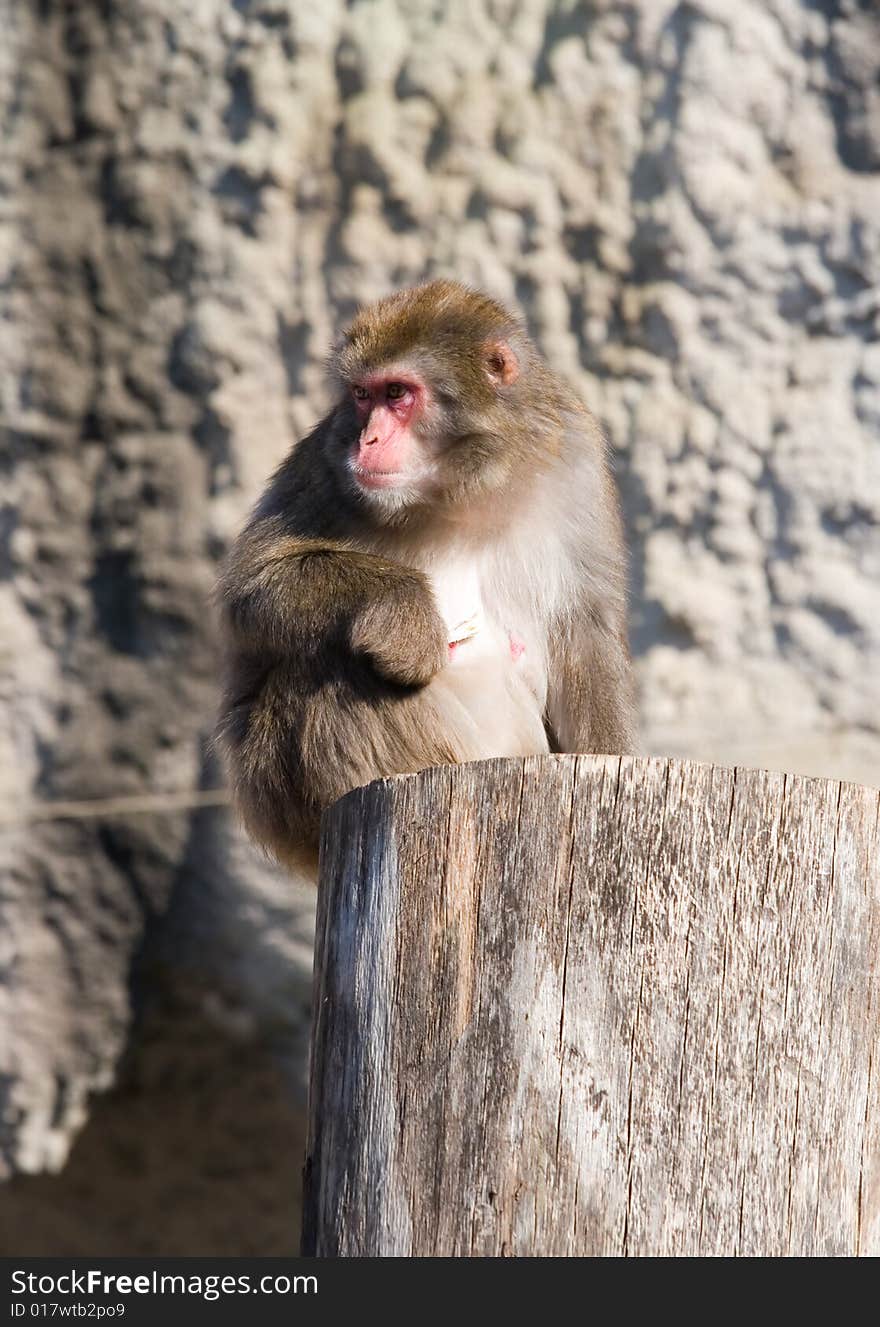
[546,621,637,755]
[431,659,549,760]
[225,649,548,881]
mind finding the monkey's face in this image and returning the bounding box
[340,359,522,522]
[337,349,524,523]
[332,280,532,523]
[343,371,439,517]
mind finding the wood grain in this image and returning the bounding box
[302,755,880,1256]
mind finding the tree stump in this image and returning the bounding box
[302,755,880,1256]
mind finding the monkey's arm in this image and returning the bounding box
[545,610,638,755]
[218,523,447,687]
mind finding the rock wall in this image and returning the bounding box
[1,0,878,1253]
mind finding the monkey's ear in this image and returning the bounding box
[483,340,519,386]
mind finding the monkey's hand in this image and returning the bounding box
[449,612,481,647]
[349,574,448,687]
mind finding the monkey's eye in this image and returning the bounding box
[386,382,408,400]
[352,385,370,401]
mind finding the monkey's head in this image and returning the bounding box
[330,280,557,523]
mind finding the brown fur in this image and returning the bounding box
[216,280,637,872]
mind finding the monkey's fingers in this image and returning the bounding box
[448,612,481,646]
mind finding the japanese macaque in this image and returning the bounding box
[216,280,636,872]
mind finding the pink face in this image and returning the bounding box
[349,375,428,491]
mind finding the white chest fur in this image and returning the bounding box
[429,557,488,650]
[426,551,548,707]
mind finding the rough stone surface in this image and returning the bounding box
[0,0,878,1253]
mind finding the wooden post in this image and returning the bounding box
[302,755,880,1257]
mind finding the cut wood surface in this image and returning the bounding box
[302,755,880,1256]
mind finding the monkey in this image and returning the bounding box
[215,279,637,874]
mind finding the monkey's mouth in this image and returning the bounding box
[353,469,406,490]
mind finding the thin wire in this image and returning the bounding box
[0,787,231,827]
